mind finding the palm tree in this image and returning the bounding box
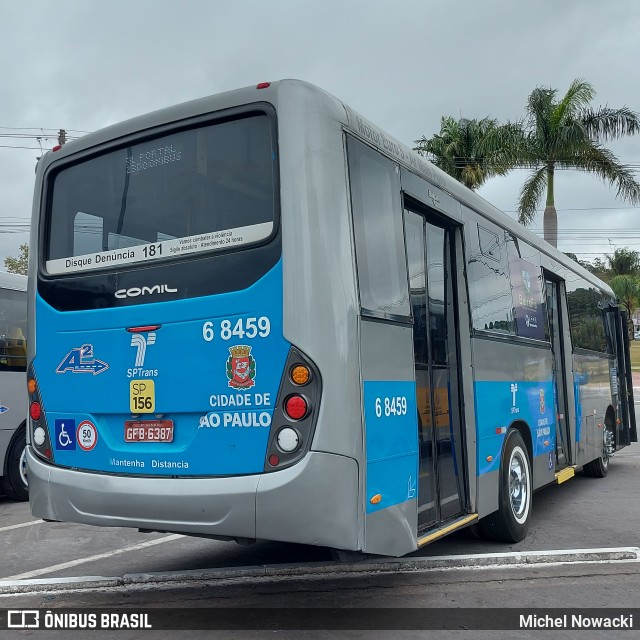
[610,274,640,339]
[414,117,511,190]
[485,79,640,247]
[607,247,640,276]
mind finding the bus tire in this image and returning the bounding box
[583,424,611,479]
[2,425,29,501]
[479,430,531,543]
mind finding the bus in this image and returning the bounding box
[27,80,636,556]
[0,271,28,501]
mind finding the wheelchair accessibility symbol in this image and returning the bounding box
[54,419,76,450]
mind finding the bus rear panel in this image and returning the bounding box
[28,88,357,548]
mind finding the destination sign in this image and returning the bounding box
[46,221,273,275]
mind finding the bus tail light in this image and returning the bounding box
[29,402,41,421]
[290,365,310,386]
[264,347,321,471]
[268,454,280,467]
[284,395,308,420]
[27,366,54,462]
[276,427,300,453]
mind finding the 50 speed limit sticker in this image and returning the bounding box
[77,420,98,451]
[130,380,155,413]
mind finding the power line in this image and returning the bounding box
[0,126,90,133]
[505,205,640,213]
[0,145,53,150]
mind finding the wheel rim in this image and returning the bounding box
[19,447,28,488]
[509,446,529,524]
[602,428,610,469]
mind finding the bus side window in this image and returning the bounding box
[466,216,515,335]
[6,326,26,369]
[347,136,410,320]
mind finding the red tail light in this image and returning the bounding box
[284,395,308,420]
[268,454,280,467]
[30,401,41,420]
[126,325,162,333]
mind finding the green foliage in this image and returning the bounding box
[610,274,640,314]
[503,79,640,246]
[3,243,28,275]
[567,286,609,352]
[610,274,640,339]
[571,315,608,353]
[418,79,640,248]
[589,257,608,277]
[606,248,640,276]
[413,117,511,190]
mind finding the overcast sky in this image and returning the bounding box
[1,0,640,267]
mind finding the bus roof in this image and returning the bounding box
[36,78,614,297]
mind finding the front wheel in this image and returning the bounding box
[479,430,531,543]
[2,425,29,501]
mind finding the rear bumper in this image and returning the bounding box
[27,448,360,549]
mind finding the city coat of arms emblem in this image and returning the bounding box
[227,345,256,389]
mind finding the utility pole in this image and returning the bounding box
[57,129,67,145]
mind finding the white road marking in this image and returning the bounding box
[421,546,640,563]
[0,520,43,533]
[3,533,183,581]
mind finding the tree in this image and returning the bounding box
[485,79,640,248]
[606,247,640,276]
[610,274,640,338]
[4,243,29,275]
[413,117,511,190]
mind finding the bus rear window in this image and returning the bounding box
[46,113,275,275]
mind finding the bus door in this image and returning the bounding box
[544,277,571,468]
[606,305,637,447]
[404,207,466,532]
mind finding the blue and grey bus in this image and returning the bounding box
[27,80,636,556]
[1,271,28,501]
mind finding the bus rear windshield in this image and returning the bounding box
[46,113,276,275]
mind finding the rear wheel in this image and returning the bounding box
[2,425,29,501]
[583,422,612,478]
[479,430,531,543]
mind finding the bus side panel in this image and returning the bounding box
[360,320,418,557]
[256,452,359,550]
[0,429,12,474]
[0,372,25,471]
[472,338,556,518]
[573,351,614,466]
[278,82,363,462]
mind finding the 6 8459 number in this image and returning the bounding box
[375,396,408,418]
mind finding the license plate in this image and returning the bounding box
[130,380,155,413]
[124,420,174,442]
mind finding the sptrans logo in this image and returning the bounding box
[227,345,256,390]
[131,332,156,367]
[128,332,158,378]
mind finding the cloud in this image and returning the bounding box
[2,0,639,265]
